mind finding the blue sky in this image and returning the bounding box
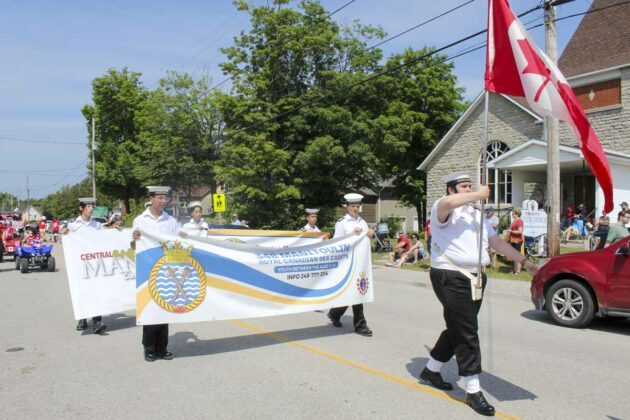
[0,0,591,200]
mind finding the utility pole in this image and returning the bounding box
[544,0,561,257]
[91,117,97,198]
[26,175,30,221]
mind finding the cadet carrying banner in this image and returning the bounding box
[135,230,373,325]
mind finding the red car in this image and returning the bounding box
[530,235,630,328]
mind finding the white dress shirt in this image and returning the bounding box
[68,216,103,232]
[132,208,181,235]
[182,218,208,237]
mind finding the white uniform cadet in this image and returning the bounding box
[182,201,208,237]
[420,172,498,416]
[68,197,106,334]
[327,193,373,337]
[133,186,181,363]
[301,208,321,232]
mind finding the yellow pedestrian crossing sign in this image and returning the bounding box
[213,193,226,212]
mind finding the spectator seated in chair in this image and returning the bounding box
[394,234,427,268]
[562,215,585,241]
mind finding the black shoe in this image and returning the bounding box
[466,391,496,416]
[144,351,157,362]
[93,321,107,335]
[419,367,453,391]
[354,326,373,337]
[158,351,174,360]
[327,312,342,328]
[76,319,87,331]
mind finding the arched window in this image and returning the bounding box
[481,141,512,205]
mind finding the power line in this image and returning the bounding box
[367,0,476,51]
[0,136,84,145]
[528,0,630,29]
[28,159,89,192]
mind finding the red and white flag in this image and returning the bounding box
[485,0,614,213]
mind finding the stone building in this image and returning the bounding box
[419,0,630,219]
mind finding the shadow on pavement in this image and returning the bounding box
[407,350,537,402]
[521,310,630,336]
[76,313,136,336]
[169,319,352,358]
[102,312,137,332]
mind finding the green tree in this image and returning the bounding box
[82,68,148,213]
[0,192,19,211]
[375,48,465,221]
[37,178,117,220]
[134,72,224,200]
[218,0,385,228]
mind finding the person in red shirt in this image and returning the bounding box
[562,204,575,228]
[38,217,47,240]
[506,208,525,275]
[388,230,410,263]
[51,219,60,242]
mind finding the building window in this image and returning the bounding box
[481,141,511,205]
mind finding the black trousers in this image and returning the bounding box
[429,268,487,377]
[142,324,169,354]
[329,304,367,330]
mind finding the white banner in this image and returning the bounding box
[135,230,373,325]
[63,228,136,320]
[521,210,547,238]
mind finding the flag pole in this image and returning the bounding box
[475,90,490,300]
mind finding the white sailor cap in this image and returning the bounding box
[144,202,152,208]
[146,186,171,196]
[188,201,203,209]
[343,193,364,204]
[443,171,472,185]
[78,197,97,205]
[305,208,319,215]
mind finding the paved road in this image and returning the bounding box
[1,246,628,419]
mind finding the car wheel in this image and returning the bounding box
[546,279,595,328]
[15,257,20,270]
[20,257,29,274]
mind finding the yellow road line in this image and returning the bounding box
[229,319,520,420]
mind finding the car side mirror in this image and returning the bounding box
[620,241,630,255]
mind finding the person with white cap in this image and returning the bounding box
[63,197,107,335]
[132,186,187,362]
[419,171,538,416]
[182,201,208,237]
[326,193,375,337]
[300,208,320,232]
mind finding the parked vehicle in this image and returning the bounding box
[15,237,55,273]
[530,235,630,328]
